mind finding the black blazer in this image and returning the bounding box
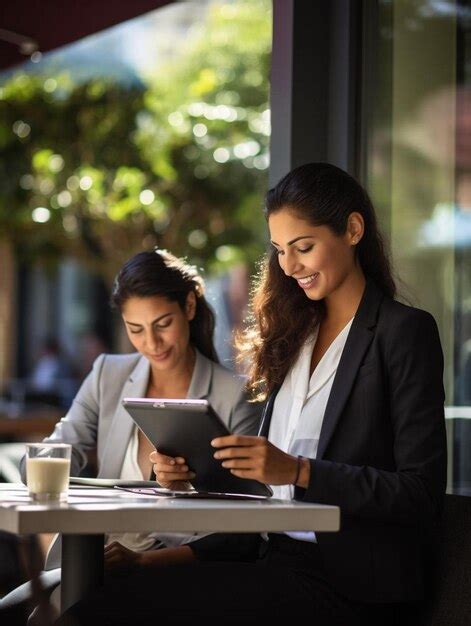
[191,280,447,604]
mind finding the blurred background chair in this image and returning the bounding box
[0,443,24,483]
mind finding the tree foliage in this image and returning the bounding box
[0,0,271,283]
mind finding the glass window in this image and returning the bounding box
[363,0,471,495]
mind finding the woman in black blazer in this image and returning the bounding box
[60,163,447,626]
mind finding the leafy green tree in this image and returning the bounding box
[0,0,271,283]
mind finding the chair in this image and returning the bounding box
[419,494,471,625]
[0,443,25,482]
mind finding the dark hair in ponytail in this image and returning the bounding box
[111,249,218,363]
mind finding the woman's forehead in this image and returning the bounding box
[268,209,325,242]
[121,295,178,316]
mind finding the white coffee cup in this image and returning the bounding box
[26,443,72,502]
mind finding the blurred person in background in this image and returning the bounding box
[28,337,76,409]
[76,331,109,383]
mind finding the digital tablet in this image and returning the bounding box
[122,397,272,498]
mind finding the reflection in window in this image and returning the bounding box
[365,0,471,495]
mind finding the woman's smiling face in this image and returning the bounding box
[268,207,363,301]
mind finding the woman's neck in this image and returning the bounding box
[324,267,366,327]
[148,347,196,398]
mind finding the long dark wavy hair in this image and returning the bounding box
[111,249,219,363]
[239,162,396,399]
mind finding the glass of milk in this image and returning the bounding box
[26,443,72,502]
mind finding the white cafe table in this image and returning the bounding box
[0,483,340,611]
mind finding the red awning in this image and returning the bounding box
[1,0,173,71]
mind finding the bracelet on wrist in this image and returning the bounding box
[293,455,303,485]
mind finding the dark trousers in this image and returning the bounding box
[59,534,406,625]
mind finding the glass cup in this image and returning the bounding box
[26,443,72,502]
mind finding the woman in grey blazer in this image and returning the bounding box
[43,347,260,570]
[4,249,260,619]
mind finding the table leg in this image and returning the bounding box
[61,534,104,612]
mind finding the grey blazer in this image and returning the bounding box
[20,349,261,570]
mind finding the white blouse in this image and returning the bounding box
[106,427,199,550]
[268,317,354,543]
[105,427,161,551]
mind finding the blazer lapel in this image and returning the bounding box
[98,356,150,478]
[316,280,384,460]
[187,350,212,399]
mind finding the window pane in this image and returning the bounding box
[364,0,471,495]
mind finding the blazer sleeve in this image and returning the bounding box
[295,310,447,527]
[19,354,106,483]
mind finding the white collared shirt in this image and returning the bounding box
[268,317,354,543]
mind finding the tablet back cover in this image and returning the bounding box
[123,399,271,497]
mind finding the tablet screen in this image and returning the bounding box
[122,398,272,497]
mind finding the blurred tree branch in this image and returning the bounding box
[0,0,271,285]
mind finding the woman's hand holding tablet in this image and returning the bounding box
[149,450,195,491]
[211,434,306,487]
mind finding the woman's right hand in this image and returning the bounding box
[149,450,195,491]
